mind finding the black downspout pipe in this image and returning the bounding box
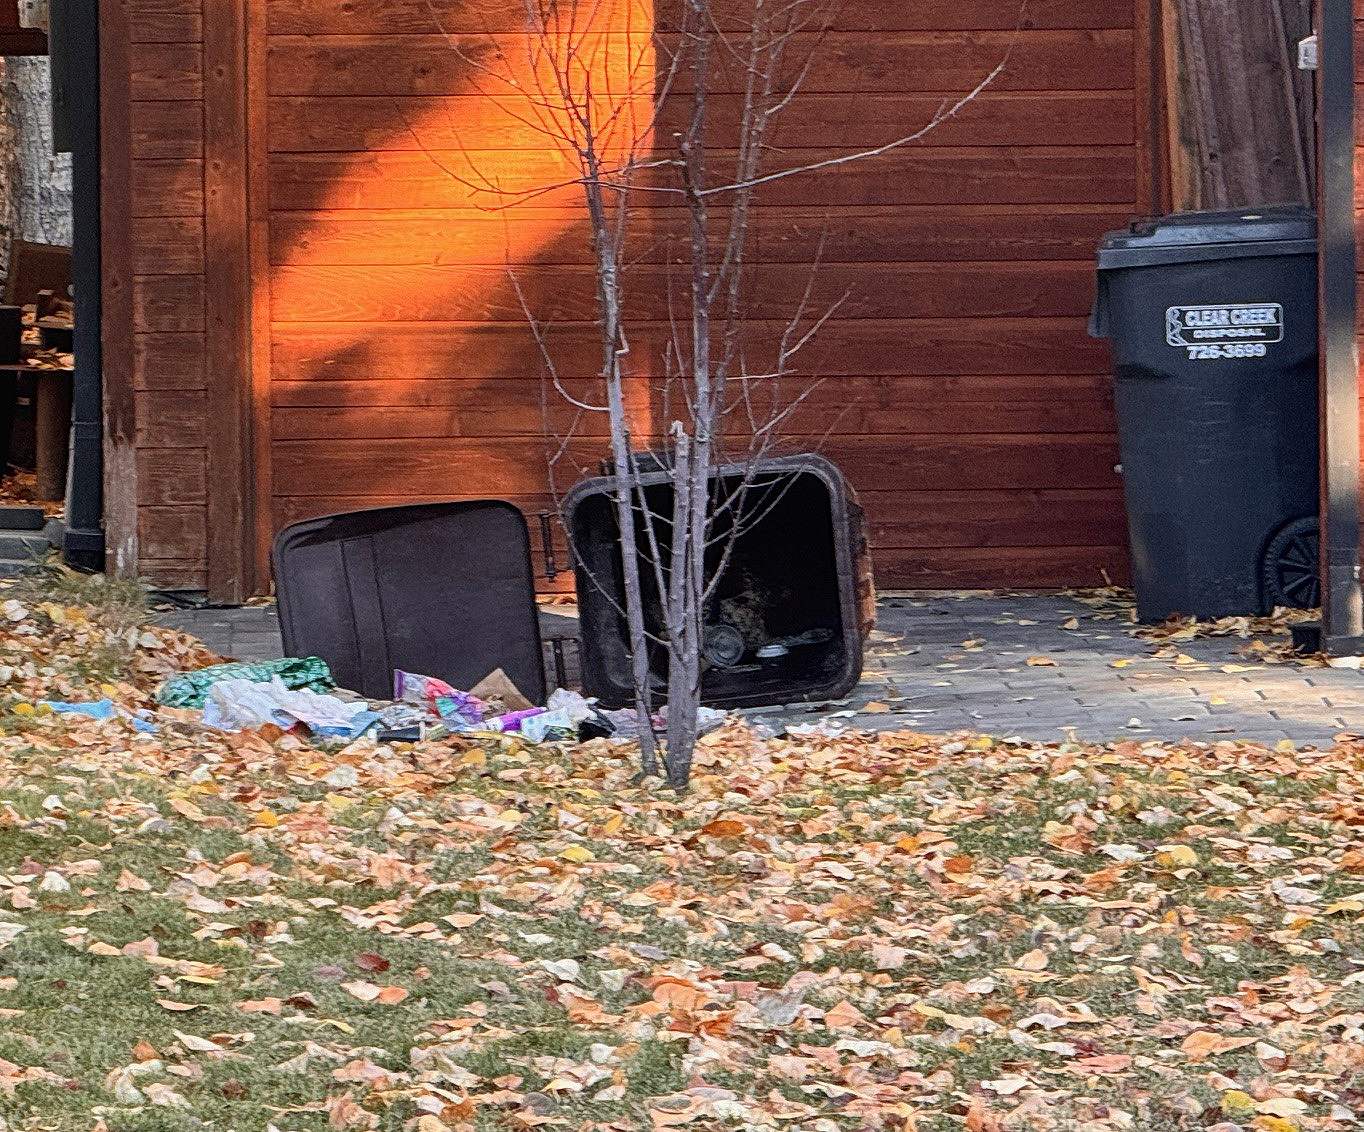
[1319,0,1363,654]
[51,0,103,571]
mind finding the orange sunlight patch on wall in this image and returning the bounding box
[265,0,660,442]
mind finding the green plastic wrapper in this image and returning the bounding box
[156,656,335,709]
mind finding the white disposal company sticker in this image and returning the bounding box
[1165,303,1284,361]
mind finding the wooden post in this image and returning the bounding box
[99,0,138,577]
[204,0,252,602]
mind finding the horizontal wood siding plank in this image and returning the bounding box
[868,490,1127,548]
[131,0,202,28]
[137,505,207,560]
[267,91,1137,153]
[132,274,206,332]
[134,332,206,390]
[139,562,209,590]
[269,393,1117,439]
[135,390,208,446]
[873,545,1130,588]
[270,491,572,529]
[267,31,1133,96]
[272,434,1122,495]
[137,447,207,505]
[270,208,1127,267]
[130,216,204,274]
[267,261,1097,323]
[268,148,1135,211]
[268,0,1131,36]
[130,42,203,100]
[272,373,1114,407]
[132,159,205,217]
[130,10,203,42]
[131,100,204,159]
[268,318,1114,379]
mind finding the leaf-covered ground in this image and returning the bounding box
[0,578,1362,1131]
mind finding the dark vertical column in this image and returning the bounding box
[53,0,105,570]
[1319,0,1363,652]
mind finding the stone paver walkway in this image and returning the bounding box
[157,593,1364,747]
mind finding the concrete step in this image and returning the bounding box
[0,532,51,563]
[0,507,45,531]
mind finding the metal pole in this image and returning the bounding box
[53,0,104,572]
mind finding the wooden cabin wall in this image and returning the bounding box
[258,0,1146,592]
[113,0,1152,594]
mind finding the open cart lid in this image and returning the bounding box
[272,501,546,704]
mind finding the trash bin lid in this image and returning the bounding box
[272,501,546,704]
[1096,206,1317,271]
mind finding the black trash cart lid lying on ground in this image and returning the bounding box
[272,501,546,704]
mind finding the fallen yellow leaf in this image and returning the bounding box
[1155,845,1198,868]
[1256,1098,1307,1118]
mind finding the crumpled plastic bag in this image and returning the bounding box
[40,699,157,734]
[515,689,601,742]
[393,669,484,727]
[158,656,334,709]
[602,703,728,741]
[201,677,377,738]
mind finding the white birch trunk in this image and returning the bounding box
[0,56,72,286]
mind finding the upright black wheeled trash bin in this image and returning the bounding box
[1090,207,1320,621]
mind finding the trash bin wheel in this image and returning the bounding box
[1262,516,1321,611]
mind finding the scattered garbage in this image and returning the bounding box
[158,656,333,709]
[144,643,729,748]
[600,702,728,741]
[201,678,378,739]
[395,669,485,728]
[40,698,157,733]
[469,668,535,714]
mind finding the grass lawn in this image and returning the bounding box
[0,577,1360,1130]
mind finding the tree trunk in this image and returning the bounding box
[0,56,73,288]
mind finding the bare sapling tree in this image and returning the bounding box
[428,0,1008,788]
